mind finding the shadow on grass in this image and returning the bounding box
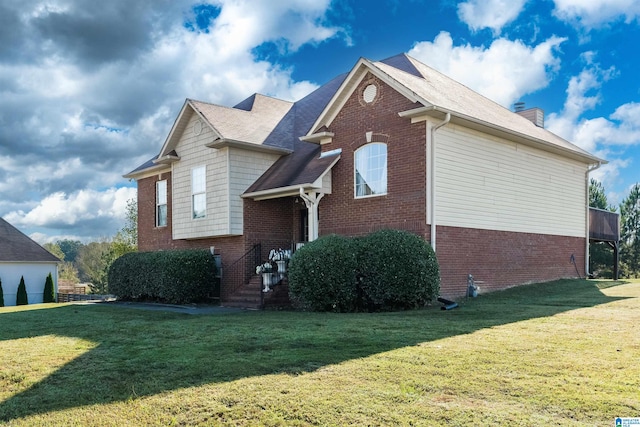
[0,279,633,421]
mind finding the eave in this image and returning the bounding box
[123,163,171,180]
[399,105,606,165]
[205,138,292,154]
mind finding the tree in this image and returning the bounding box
[589,178,608,210]
[121,198,138,248]
[76,241,113,294]
[57,240,83,263]
[0,277,4,307]
[43,273,55,303]
[59,261,80,284]
[16,276,28,305]
[588,179,615,277]
[43,242,65,260]
[620,183,640,278]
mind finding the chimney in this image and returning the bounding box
[514,102,544,128]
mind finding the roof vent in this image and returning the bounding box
[514,103,544,128]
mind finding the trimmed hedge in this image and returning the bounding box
[43,273,55,303]
[288,234,358,312]
[108,249,217,304]
[288,230,440,312]
[16,276,28,306]
[358,229,440,310]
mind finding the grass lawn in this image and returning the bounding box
[0,279,638,426]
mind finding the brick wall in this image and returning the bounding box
[320,74,428,238]
[436,226,586,297]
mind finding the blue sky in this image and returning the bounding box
[1,0,639,242]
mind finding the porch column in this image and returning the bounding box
[299,188,324,241]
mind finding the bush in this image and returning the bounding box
[43,273,55,303]
[358,229,440,310]
[288,234,359,312]
[16,276,28,306]
[0,277,4,307]
[108,249,217,304]
[288,230,440,312]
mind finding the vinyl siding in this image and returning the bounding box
[435,123,587,237]
[228,148,281,235]
[172,113,230,239]
[0,262,58,306]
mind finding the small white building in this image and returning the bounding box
[0,218,60,306]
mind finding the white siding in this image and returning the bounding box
[0,262,58,306]
[228,148,281,234]
[435,124,587,237]
[172,112,280,239]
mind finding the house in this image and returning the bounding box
[0,218,60,306]
[125,53,605,304]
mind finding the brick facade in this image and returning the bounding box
[320,74,429,238]
[136,71,587,300]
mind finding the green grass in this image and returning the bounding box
[1,279,638,426]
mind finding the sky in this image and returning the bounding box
[1,0,640,244]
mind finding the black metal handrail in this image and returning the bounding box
[223,243,261,300]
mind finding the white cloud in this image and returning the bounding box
[0,0,345,241]
[546,58,640,204]
[4,187,137,228]
[408,31,566,107]
[553,0,640,29]
[458,0,528,34]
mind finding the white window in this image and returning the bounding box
[156,180,167,227]
[355,143,387,197]
[192,166,206,219]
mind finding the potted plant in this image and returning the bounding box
[269,248,292,275]
[256,262,274,292]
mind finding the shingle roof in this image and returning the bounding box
[373,54,599,162]
[0,218,60,263]
[126,52,602,184]
[243,73,348,194]
[190,94,293,145]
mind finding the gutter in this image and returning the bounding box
[429,112,451,251]
[585,161,602,277]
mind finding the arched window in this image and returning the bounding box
[354,143,387,197]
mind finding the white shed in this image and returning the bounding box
[0,218,60,306]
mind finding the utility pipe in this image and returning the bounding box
[585,162,602,277]
[429,113,451,251]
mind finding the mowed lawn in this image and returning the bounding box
[0,279,638,426]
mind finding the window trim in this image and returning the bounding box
[156,179,167,227]
[354,142,388,199]
[191,165,206,219]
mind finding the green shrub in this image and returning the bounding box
[288,234,359,312]
[288,230,440,312]
[108,249,217,304]
[16,276,28,306]
[43,273,55,303]
[0,277,4,307]
[358,229,440,310]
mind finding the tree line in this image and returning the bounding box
[43,199,137,294]
[589,179,640,278]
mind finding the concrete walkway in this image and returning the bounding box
[77,300,248,315]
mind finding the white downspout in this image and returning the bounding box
[429,113,451,251]
[585,162,602,277]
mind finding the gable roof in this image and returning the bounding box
[0,218,60,263]
[126,52,603,183]
[310,53,603,165]
[157,95,294,158]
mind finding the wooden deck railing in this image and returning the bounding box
[589,208,620,242]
